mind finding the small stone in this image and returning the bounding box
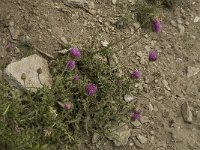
[101,40,109,47]
[150,131,154,135]
[62,0,86,8]
[181,102,193,123]
[72,12,79,20]
[108,54,119,66]
[144,34,148,38]
[185,21,189,26]
[92,133,100,144]
[9,27,20,40]
[56,49,69,54]
[170,20,177,27]
[107,123,131,146]
[190,35,196,39]
[140,116,150,124]
[187,66,200,78]
[134,139,144,148]
[129,142,134,146]
[136,51,146,64]
[177,18,183,24]
[14,47,20,54]
[177,24,185,35]
[144,45,150,51]
[162,80,171,91]
[112,0,117,4]
[149,104,154,111]
[137,135,147,144]
[194,16,200,23]
[124,94,134,102]
[61,37,68,44]
[133,22,140,30]
[87,1,95,9]
[131,120,142,128]
[9,21,14,27]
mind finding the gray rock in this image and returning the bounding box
[170,20,177,27]
[134,138,144,148]
[162,80,171,91]
[112,0,117,4]
[185,21,189,26]
[124,94,134,102]
[133,22,140,30]
[190,35,196,39]
[108,53,118,66]
[4,54,52,92]
[149,103,154,111]
[107,123,131,146]
[194,16,200,23]
[136,51,146,65]
[92,133,100,144]
[101,40,109,47]
[9,27,20,40]
[177,18,183,24]
[137,135,147,144]
[14,47,20,54]
[131,120,142,128]
[187,66,200,78]
[181,102,192,123]
[56,49,69,55]
[61,37,68,45]
[177,24,185,35]
[62,0,87,8]
[140,116,150,124]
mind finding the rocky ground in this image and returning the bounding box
[0,0,200,150]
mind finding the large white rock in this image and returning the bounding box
[4,54,52,92]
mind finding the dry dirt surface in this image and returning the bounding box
[0,0,200,150]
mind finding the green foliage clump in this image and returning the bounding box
[0,47,134,149]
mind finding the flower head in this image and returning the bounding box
[64,103,72,110]
[66,60,76,70]
[73,74,80,82]
[131,69,142,80]
[86,83,97,96]
[70,47,81,58]
[131,110,142,121]
[152,20,162,32]
[149,51,158,61]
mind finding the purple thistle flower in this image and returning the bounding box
[131,110,142,121]
[131,69,142,80]
[152,20,162,32]
[86,83,97,96]
[73,74,80,82]
[149,51,158,61]
[70,47,81,58]
[64,103,72,110]
[66,60,76,70]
